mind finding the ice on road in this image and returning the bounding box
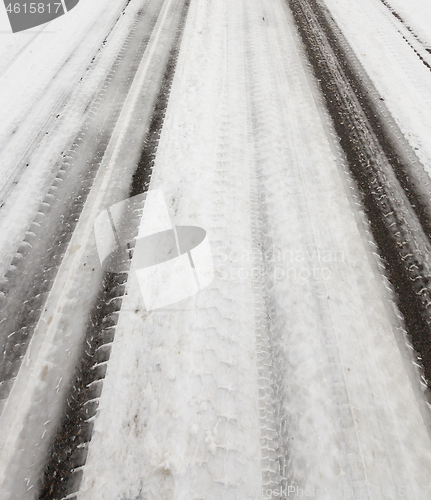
[1,0,431,498]
[78,0,431,498]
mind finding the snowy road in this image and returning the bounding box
[1,0,431,499]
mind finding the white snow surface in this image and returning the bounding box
[0,0,431,499]
[78,0,431,499]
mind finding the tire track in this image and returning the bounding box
[0,0,162,414]
[307,0,431,239]
[378,0,431,58]
[37,0,191,497]
[287,0,431,387]
[242,4,286,494]
[76,0,264,494]
[0,0,134,206]
[373,0,431,73]
[245,1,373,496]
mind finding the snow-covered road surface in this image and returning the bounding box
[1,0,431,498]
[80,1,431,496]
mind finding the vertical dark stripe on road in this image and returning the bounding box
[37,0,191,498]
[0,1,158,413]
[288,0,431,388]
